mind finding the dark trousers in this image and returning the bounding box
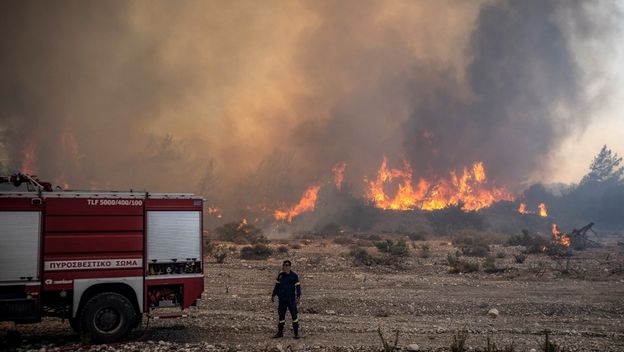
[277,299,298,325]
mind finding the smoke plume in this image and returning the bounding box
[0,0,619,215]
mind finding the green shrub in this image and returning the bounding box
[240,244,273,260]
[350,247,374,266]
[450,330,469,352]
[447,254,479,274]
[483,256,497,273]
[374,239,409,256]
[508,230,550,254]
[461,244,490,257]
[514,254,526,264]
[418,244,432,259]
[453,231,491,257]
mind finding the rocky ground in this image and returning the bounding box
[2,239,624,352]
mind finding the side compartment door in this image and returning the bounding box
[147,211,201,262]
[0,211,41,282]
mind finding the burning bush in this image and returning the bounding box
[447,253,479,274]
[215,221,267,244]
[240,244,273,260]
[374,238,409,256]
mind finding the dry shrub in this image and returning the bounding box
[290,243,302,249]
[308,255,322,265]
[514,254,526,264]
[333,236,354,245]
[203,239,215,254]
[213,250,227,263]
[374,239,409,256]
[355,239,374,247]
[357,233,382,241]
[377,327,400,352]
[276,245,289,254]
[216,221,267,244]
[447,254,479,274]
[541,332,565,352]
[350,247,374,266]
[453,230,495,257]
[418,244,432,259]
[483,256,504,273]
[507,230,550,254]
[485,337,516,352]
[407,232,427,241]
[451,330,469,352]
[240,244,273,260]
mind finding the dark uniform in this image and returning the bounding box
[272,271,301,338]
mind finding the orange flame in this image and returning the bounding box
[366,158,513,211]
[518,203,528,214]
[237,218,248,230]
[207,206,223,219]
[332,162,347,190]
[538,203,548,217]
[551,224,570,247]
[21,139,37,175]
[274,185,321,222]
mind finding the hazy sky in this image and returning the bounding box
[547,5,624,184]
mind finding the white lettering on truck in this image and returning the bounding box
[87,199,143,206]
[44,259,143,271]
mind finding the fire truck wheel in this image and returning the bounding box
[79,292,137,344]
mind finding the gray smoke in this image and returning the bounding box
[0,0,619,213]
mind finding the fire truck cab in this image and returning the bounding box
[0,174,204,343]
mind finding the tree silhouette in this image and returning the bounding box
[581,145,623,185]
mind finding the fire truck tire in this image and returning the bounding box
[79,292,137,344]
[69,317,80,333]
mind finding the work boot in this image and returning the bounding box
[293,322,300,339]
[273,323,284,338]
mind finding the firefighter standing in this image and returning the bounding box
[271,260,301,339]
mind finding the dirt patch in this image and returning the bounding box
[2,240,624,351]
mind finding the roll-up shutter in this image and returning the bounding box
[0,211,40,281]
[147,211,201,262]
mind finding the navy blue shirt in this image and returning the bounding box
[272,271,301,302]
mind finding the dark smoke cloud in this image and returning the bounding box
[404,0,586,189]
[0,0,619,212]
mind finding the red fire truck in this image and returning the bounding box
[0,173,204,343]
